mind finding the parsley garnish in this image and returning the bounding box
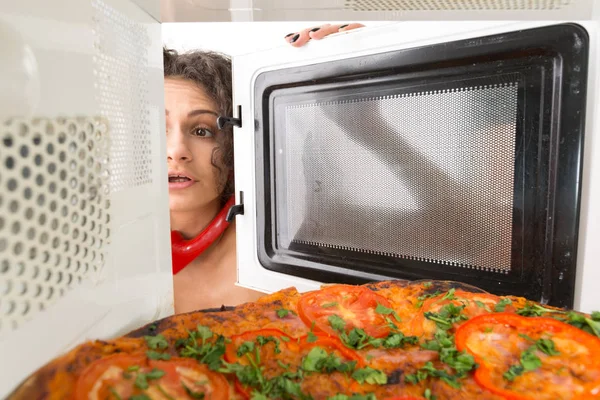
[375,303,401,322]
[415,290,442,308]
[144,334,168,350]
[182,382,205,399]
[424,388,436,400]
[328,315,347,332]
[561,311,600,338]
[423,282,433,288]
[134,368,165,389]
[440,289,456,301]
[146,350,171,360]
[503,337,559,381]
[494,298,513,312]
[474,300,492,312]
[327,395,376,400]
[405,362,461,389]
[108,387,122,400]
[306,332,318,343]
[276,308,296,318]
[129,395,151,400]
[351,367,387,385]
[424,303,468,331]
[176,325,226,370]
[302,346,356,373]
[322,302,338,308]
[516,302,559,317]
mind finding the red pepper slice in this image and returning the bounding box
[455,312,600,400]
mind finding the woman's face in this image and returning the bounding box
[164,77,228,213]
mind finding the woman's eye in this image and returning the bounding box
[192,127,214,138]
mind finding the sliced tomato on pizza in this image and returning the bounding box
[455,313,600,400]
[410,289,512,337]
[73,353,230,400]
[297,284,396,339]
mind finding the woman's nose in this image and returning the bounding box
[166,128,193,162]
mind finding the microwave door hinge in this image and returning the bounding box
[217,105,242,129]
[226,191,244,222]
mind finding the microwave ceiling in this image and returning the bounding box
[158,0,596,22]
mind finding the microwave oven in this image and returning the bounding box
[1,0,600,397]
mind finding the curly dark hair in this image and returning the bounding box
[163,47,234,205]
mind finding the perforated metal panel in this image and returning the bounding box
[0,117,111,332]
[92,0,153,192]
[278,83,518,273]
[344,0,575,11]
[0,0,171,394]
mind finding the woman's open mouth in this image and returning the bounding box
[168,174,196,190]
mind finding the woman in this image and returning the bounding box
[165,23,364,314]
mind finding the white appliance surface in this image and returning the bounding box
[0,0,171,396]
[231,19,600,313]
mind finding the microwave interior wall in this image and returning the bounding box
[252,23,588,308]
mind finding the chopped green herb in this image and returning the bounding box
[134,368,165,390]
[516,302,559,317]
[322,302,339,308]
[177,327,226,371]
[375,303,401,322]
[563,311,600,338]
[146,350,171,361]
[441,289,456,301]
[424,388,436,400]
[237,341,255,357]
[302,347,356,374]
[494,298,513,312]
[502,339,560,382]
[328,315,347,332]
[474,300,490,312]
[129,395,151,400]
[536,338,560,356]
[144,334,168,350]
[182,382,205,399]
[108,387,122,400]
[416,290,442,308]
[276,308,295,318]
[405,362,461,389]
[424,303,468,331]
[328,394,377,400]
[351,367,387,385]
[196,325,213,341]
[306,331,318,343]
[423,282,433,288]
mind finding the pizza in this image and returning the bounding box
[7,280,600,400]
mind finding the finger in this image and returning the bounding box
[337,22,365,32]
[308,24,340,41]
[309,23,366,41]
[288,27,313,47]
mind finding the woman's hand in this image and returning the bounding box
[284,23,365,47]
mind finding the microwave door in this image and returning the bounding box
[0,0,171,396]
[232,20,597,311]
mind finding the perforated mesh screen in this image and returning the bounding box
[277,83,518,273]
[344,0,574,11]
[0,117,111,332]
[92,0,152,193]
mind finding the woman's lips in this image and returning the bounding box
[168,174,196,190]
[168,179,196,190]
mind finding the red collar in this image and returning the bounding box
[170,195,235,275]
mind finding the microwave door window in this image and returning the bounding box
[275,81,518,274]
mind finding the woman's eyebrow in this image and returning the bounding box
[188,109,218,117]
